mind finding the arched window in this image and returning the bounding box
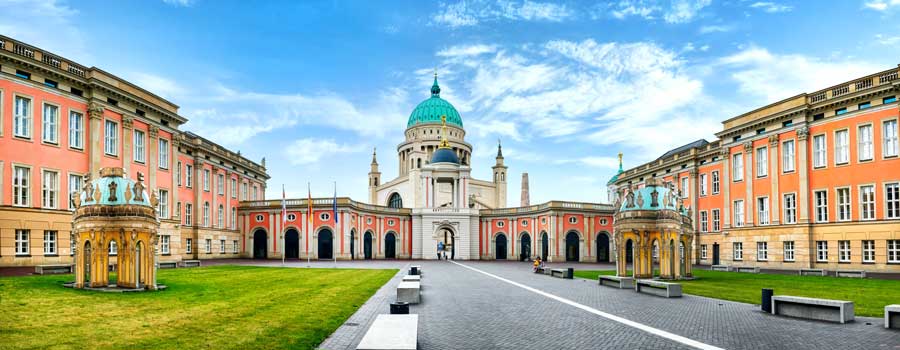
[388,193,402,208]
[217,205,224,228]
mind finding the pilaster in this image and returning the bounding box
[122,116,133,176]
[744,141,754,226]
[88,102,104,178]
[797,126,810,224]
[721,147,731,229]
[148,125,159,190]
[769,135,780,224]
[171,138,180,219]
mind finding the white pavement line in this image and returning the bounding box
[451,261,726,350]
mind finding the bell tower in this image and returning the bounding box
[492,140,508,208]
[368,148,380,204]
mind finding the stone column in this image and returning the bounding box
[171,138,180,219]
[122,116,133,175]
[797,126,810,224]
[769,135,780,224]
[744,141,754,226]
[88,102,104,178]
[721,147,731,229]
[211,168,218,228]
[148,126,158,190]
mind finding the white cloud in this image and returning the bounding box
[432,0,573,28]
[864,0,900,11]
[699,24,734,34]
[556,156,620,168]
[284,138,365,165]
[162,0,195,6]
[128,72,189,100]
[717,46,884,103]
[664,0,711,23]
[605,0,711,24]
[875,34,900,45]
[437,44,498,57]
[0,0,89,63]
[749,2,793,13]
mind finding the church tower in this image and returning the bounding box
[368,148,380,204]
[492,140,508,208]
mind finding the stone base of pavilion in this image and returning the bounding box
[63,281,168,292]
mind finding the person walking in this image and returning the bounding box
[437,241,444,260]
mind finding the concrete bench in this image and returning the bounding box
[397,281,421,304]
[771,295,854,323]
[734,266,760,273]
[886,305,900,329]
[799,268,825,276]
[356,314,418,350]
[402,275,421,283]
[711,265,731,272]
[550,268,572,279]
[158,261,178,269]
[181,260,202,268]
[34,264,73,275]
[635,279,682,298]
[835,270,866,278]
[599,275,634,289]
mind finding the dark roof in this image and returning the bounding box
[656,139,709,161]
[431,148,460,164]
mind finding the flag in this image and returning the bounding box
[333,182,338,225]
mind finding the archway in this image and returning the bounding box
[519,233,531,261]
[83,241,92,285]
[565,231,579,262]
[596,232,610,263]
[541,232,549,261]
[652,239,660,276]
[668,239,676,278]
[495,234,507,260]
[625,239,634,264]
[108,240,117,285]
[363,231,373,259]
[679,241,686,277]
[135,241,143,289]
[285,229,299,259]
[318,229,333,260]
[439,228,455,260]
[253,229,267,259]
[385,232,396,259]
[350,229,356,260]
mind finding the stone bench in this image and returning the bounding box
[771,295,854,323]
[734,266,760,273]
[598,275,634,289]
[835,270,866,278]
[799,268,826,276]
[635,279,682,298]
[158,261,178,269]
[402,275,421,283]
[550,268,572,279]
[397,281,421,304]
[356,314,418,350]
[34,264,73,275]
[711,265,731,272]
[886,305,900,329]
[181,260,202,268]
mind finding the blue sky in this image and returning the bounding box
[5,0,900,204]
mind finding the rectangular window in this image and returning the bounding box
[68,174,83,210]
[782,140,795,172]
[186,238,193,254]
[158,189,169,219]
[13,166,31,206]
[837,188,851,222]
[733,242,743,261]
[836,107,847,115]
[158,139,169,169]
[15,229,29,255]
[680,177,688,198]
[253,186,258,200]
[783,193,797,224]
[14,96,32,138]
[42,170,59,209]
[884,96,898,104]
[884,120,898,157]
[783,241,795,262]
[231,178,237,198]
[860,185,875,221]
[42,104,58,144]
[44,79,58,88]
[69,111,83,149]
[203,203,210,227]
[104,120,118,156]
[712,209,720,231]
[203,169,210,191]
[816,241,828,262]
[888,240,900,263]
[133,129,145,163]
[233,240,239,253]
[220,239,225,253]
[858,124,873,161]
[700,211,708,232]
[887,183,900,219]
[217,205,224,228]
[206,239,212,254]
[756,147,767,177]
[43,231,57,255]
[231,207,237,229]
[176,162,182,186]
[218,174,225,195]
[185,203,193,225]
[699,174,707,196]
[733,200,745,227]
[838,240,851,262]
[815,190,829,223]
[186,164,193,188]
[813,134,827,167]
[835,130,849,165]
[109,241,117,256]
[701,245,708,259]
[732,153,743,181]
[757,197,769,225]
[161,235,170,255]
[859,101,871,110]
[757,241,768,261]
[712,171,720,194]
[863,240,875,263]
[176,202,181,220]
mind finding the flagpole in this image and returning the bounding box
[307,182,311,268]
[333,181,337,267]
[282,184,286,267]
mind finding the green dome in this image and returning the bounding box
[407,75,463,128]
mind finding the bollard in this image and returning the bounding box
[761,288,773,313]
[410,266,419,276]
[390,301,409,314]
[567,267,574,279]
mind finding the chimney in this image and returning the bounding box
[520,172,530,206]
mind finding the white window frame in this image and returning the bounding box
[185,164,193,188]
[680,177,688,198]
[700,244,708,259]
[220,239,226,253]
[161,235,170,255]
[858,124,873,162]
[68,173,84,211]
[733,242,743,261]
[782,139,795,173]
[813,134,827,168]
[700,211,708,232]
[41,169,59,209]
[863,240,875,263]
[233,240,239,253]
[859,185,875,221]
[699,173,707,196]
[43,230,57,255]
[104,119,118,156]
[203,202,210,227]
[888,240,900,263]
[133,129,146,163]
[835,129,849,165]
[757,241,768,261]
[206,239,212,254]
[757,196,769,225]
[712,209,720,231]
[733,200,745,227]
[884,119,898,158]
[231,178,237,198]
[838,240,851,262]
[732,153,743,181]
[815,190,829,223]
[783,193,797,224]
[756,147,767,177]
[109,240,117,256]
[158,189,169,219]
[886,182,900,219]
[68,110,84,149]
[42,103,59,144]
[231,207,237,229]
[14,95,32,138]
[203,169,210,192]
[15,229,29,255]
[177,162,182,186]
[836,187,851,222]
[186,238,193,254]
[816,241,828,262]
[185,203,193,225]
[218,174,225,195]
[712,171,720,194]
[13,165,31,207]
[783,241,795,262]
[158,138,169,169]
[217,205,224,228]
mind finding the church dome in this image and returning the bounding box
[431,148,460,165]
[407,74,463,128]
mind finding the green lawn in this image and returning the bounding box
[0,265,396,349]
[574,269,900,317]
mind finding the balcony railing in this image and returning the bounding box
[808,67,899,105]
[42,54,61,68]
[13,44,33,58]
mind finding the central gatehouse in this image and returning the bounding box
[237,75,617,262]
